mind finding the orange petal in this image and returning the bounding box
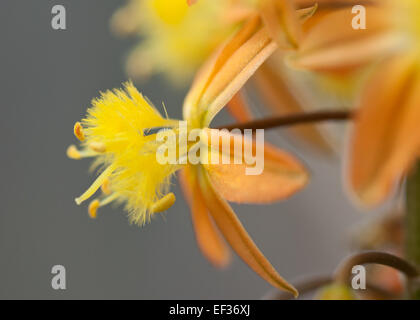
[201,128,308,203]
[347,54,420,206]
[226,90,253,123]
[187,0,197,6]
[253,61,332,152]
[289,6,395,73]
[197,167,298,296]
[222,2,257,24]
[183,15,276,127]
[179,168,231,268]
[259,0,302,49]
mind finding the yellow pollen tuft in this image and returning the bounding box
[88,199,100,219]
[71,82,183,226]
[66,145,81,160]
[151,192,176,213]
[74,122,85,141]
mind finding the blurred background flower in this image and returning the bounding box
[110,0,249,83]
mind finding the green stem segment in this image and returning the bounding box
[406,162,420,298]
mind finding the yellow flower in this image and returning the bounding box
[111,0,240,83]
[68,13,310,295]
[68,83,180,225]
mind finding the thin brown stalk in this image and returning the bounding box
[216,110,352,133]
[296,0,376,10]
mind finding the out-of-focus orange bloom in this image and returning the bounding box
[348,54,420,206]
[291,1,393,73]
[287,0,420,206]
[228,0,376,153]
[346,1,420,207]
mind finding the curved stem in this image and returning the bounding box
[216,110,352,132]
[262,273,401,300]
[262,275,332,300]
[334,251,419,284]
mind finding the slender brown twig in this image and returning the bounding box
[334,251,420,284]
[296,0,376,10]
[216,110,353,133]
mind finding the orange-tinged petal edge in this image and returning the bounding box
[202,128,308,203]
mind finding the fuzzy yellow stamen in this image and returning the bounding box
[89,142,106,153]
[88,199,100,219]
[66,145,97,160]
[75,164,116,205]
[74,122,85,141]
[66,145,82,160]
[70,82,182,225]
[151,192,176,213]
[101,178,112,195]
[87,193,119,219]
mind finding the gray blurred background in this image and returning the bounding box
[0,0,364,299]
